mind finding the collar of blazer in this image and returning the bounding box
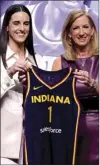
[26,54,37,67]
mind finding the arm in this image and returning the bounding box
[0,57,31,98]
[1,57,15,98]
[52,57,62,71]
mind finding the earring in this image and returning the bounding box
[91,35,94,40]
[6,27,8,32]
[69,37,72,45]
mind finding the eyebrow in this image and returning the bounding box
[12,20,30,23]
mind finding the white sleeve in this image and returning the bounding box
[0,58,15,98]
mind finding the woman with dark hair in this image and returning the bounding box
[0,4,37,67]
[52,10,99,164]
[0,4,36,164]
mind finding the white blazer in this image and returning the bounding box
[0,46,35,159]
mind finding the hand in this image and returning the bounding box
[18,60,32,87]
[18,71,27,87]
[73,70,95,87]
[7,59,32,78]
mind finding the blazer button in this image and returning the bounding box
[6,83,10,87]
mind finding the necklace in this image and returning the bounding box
[78,58,87,69]
[80,59,86,67]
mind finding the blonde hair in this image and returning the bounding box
[62,10,98,61]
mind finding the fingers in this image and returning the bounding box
[25,61,32,69]
[73,70,88,77]
[18,73,27,85]
[10,60,32,76]
[15,60,29,71]
[73,70,96,88]
[21,78,27,84]
[17,60,32,86]
[13,65,26,73]
[73,70,88,76]
[73,70,90,84]
[18,73,26,79]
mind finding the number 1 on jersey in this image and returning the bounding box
[48,106,52,123]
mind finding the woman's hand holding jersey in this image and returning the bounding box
[7,59,31,78]
[73,70,98,91]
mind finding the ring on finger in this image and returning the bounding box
[82,71,85,76]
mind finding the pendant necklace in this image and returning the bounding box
[81,58,86,67]
[78,58,87,70]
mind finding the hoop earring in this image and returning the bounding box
[69,37,72,45]
[91,35,94,40]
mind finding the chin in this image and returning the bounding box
[15,41,25,45]
[16,39,26,43]
[15,36,27,42]
[77,42,88,47]
[79,43,87,46]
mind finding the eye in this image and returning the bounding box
[84,25,89,28]
[83,24,90,28]
[72,26,79,30]
[24,21,30,26]
[13,21,19,25]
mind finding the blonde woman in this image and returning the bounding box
[52,10,99,164]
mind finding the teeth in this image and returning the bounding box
[79,39,85,40]
[16,33,25,34]
[16,34,23,35]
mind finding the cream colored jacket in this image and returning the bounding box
[1,46,35,159]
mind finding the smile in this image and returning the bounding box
[17,34,25,35]
[78,38,86,41]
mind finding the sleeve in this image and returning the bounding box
[0,57,15,98]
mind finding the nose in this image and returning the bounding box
[19,24,24,31]
[79,27,84,35]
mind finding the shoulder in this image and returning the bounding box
[52,56,62,71]
[91,55,99,65]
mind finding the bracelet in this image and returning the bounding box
[92,81,98,89]
[90,79,98,89]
